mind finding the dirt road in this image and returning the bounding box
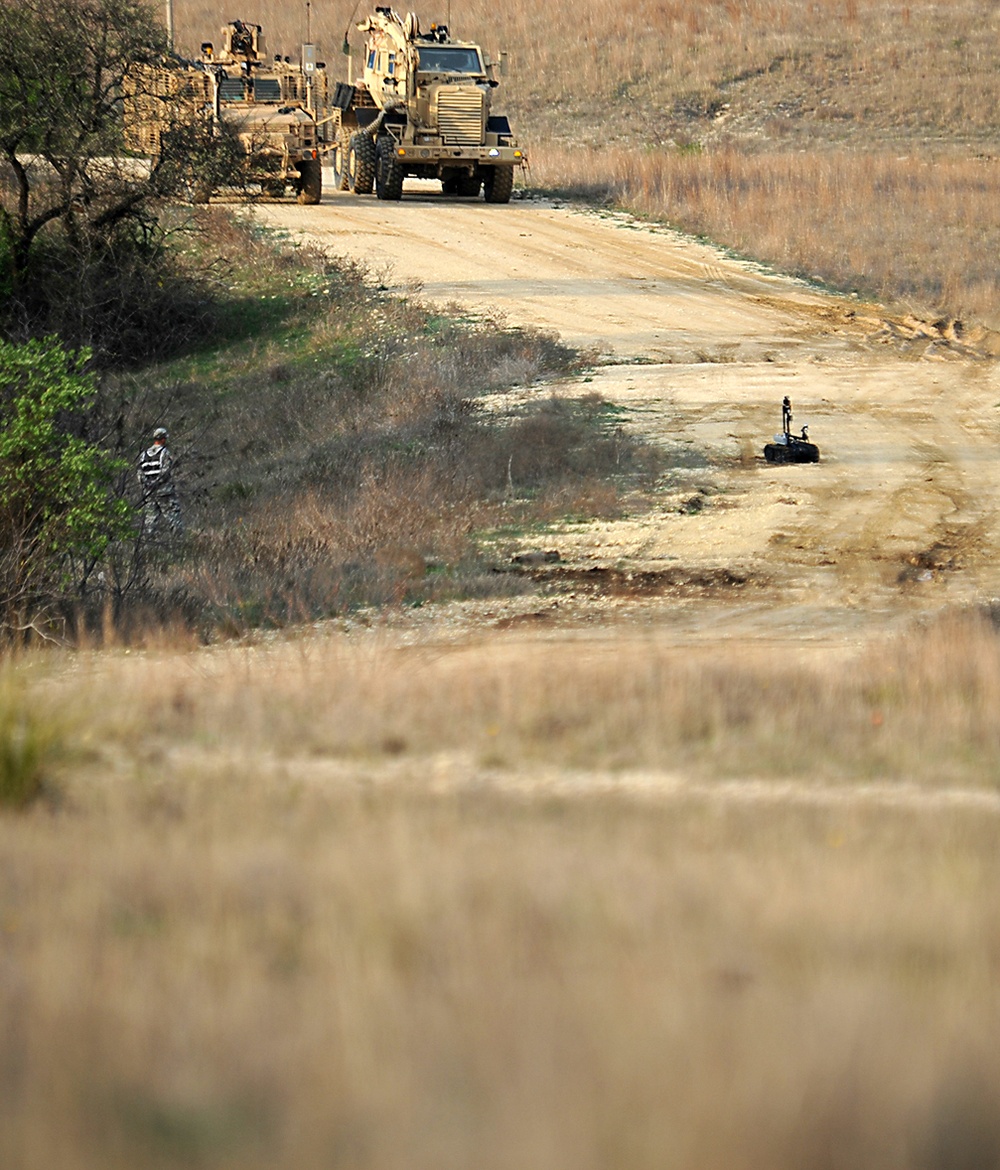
[257,180,1000,646]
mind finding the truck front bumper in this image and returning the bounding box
[390,144,526,166]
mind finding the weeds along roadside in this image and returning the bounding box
[8,576,1000,1152]
[8,599,1000,807]
[6,562,1000,1163]
[95,208,663,640]
[534,146,1000,330]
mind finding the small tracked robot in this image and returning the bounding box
[764,396,820,464]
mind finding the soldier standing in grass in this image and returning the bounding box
[138,427,183,537]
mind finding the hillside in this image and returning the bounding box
[173,0,1000,150]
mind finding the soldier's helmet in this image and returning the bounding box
[153,427,168,441]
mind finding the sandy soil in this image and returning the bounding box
[257,178,1000,649]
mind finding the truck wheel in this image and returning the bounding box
[375,138,404,201]
[483,165,514,204]
[348,133,376,195]
[296,159,322,205]
[190,181,212,204]
[332,128,351,191]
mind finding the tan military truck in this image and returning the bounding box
[124,21,331,203]
[330,7,526,202]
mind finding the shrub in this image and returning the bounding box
[0,336,131,633]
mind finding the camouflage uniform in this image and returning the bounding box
[138,428,183,536]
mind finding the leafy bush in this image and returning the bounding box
[0,337,131,632]
[2,217,219,365]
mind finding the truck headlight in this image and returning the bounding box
[488,148,500,158]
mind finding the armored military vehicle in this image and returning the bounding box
[124,20,331,203]
[330,7,526,201]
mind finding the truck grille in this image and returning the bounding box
[253,78,282,102]
[437,89,484,145]
[219,77,246,101]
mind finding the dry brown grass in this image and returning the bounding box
[59,606,1000,785]
[171,0,1000,141]
[4,610,1000,1168]
[87,211,658,635]
[539,146,1000,323]
[9,9,1000,1164]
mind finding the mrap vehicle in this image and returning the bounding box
[330,7,526,201]
[124,20,331,203]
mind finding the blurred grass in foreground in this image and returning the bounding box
[2,609,1000,1167]
[60,607,1000,787]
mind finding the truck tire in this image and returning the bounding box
[332,128,351,191]
[348,133,376,195]
[296,159,322,205]
[483,165,514,204]
[375,138,404,201]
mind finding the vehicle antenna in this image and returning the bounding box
[343,0,363,52]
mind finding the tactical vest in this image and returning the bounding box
[139,445,171,487]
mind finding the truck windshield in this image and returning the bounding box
[416,46,482,74]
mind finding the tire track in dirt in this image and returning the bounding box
[257,186,859,363]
